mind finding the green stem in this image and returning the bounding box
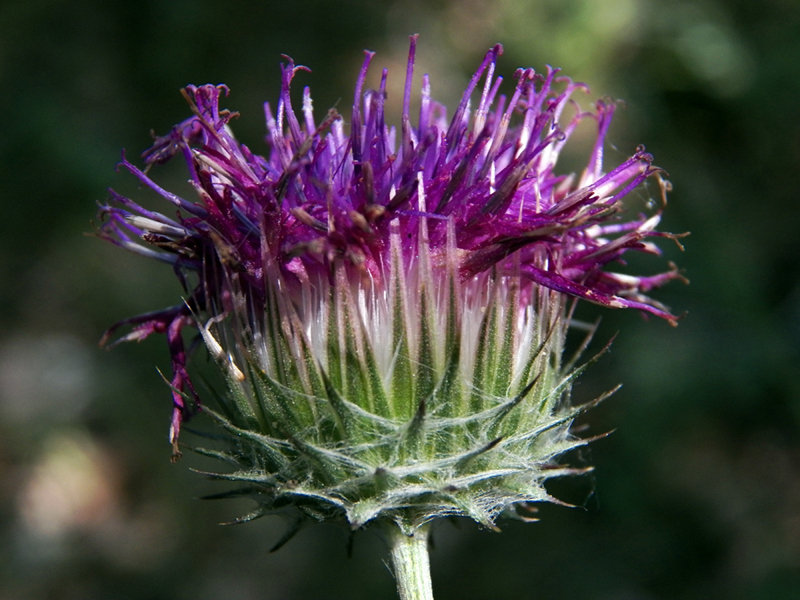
[387,524,434,600]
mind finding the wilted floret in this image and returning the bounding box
[99,37,684,532]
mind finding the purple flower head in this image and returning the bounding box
[98,35,685,521]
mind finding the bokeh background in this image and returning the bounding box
[1,0,799,598]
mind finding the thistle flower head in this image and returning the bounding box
[99,37,684,532]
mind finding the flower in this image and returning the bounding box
[98,36,684,534]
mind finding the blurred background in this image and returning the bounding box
[1,0,799,598]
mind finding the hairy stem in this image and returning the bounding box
[387,524,434,600]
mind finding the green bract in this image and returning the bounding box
[197,221,611,533]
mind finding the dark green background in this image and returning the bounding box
[1,1,799,598]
